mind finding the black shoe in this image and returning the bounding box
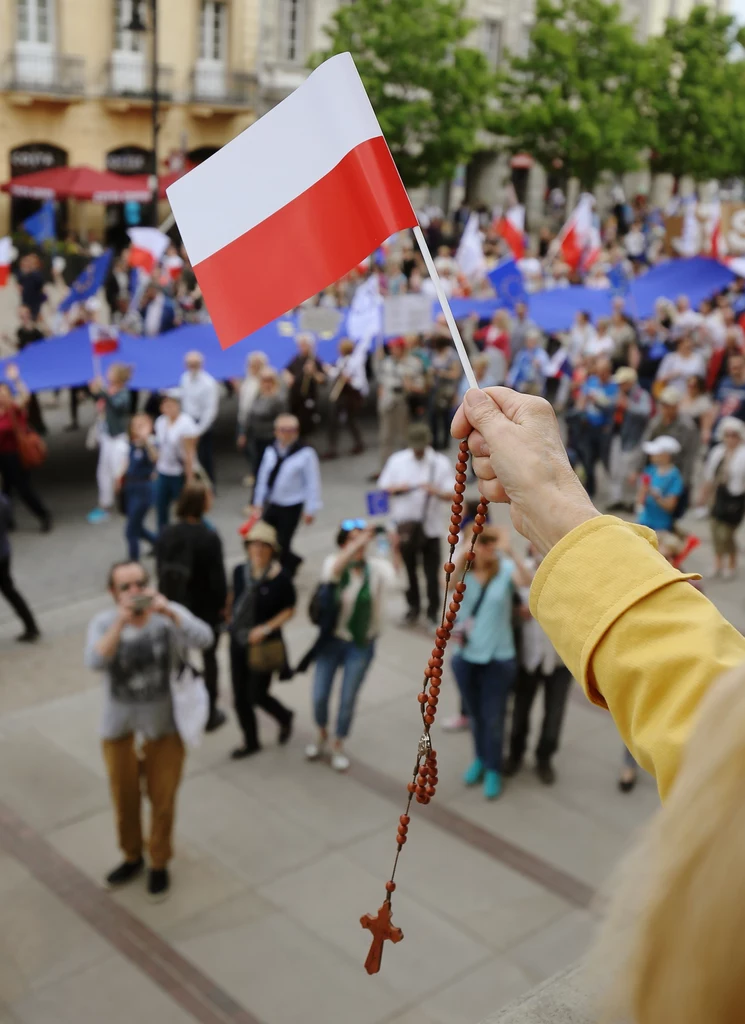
[231,744,261,760]
[205,708,227,733]
[618,772,638,794]
[501,757,522,778]
[536,761,556,785]
[279,712,294,746]
[105,857,144,888]
[147,867,170,901]
[403,609,419,627]
[16,629,40,644]
[40,516,52,534]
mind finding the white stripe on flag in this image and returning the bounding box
[167,53,383,266]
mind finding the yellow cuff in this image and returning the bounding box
[529,516,699,707]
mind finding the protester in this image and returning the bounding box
[84,560,213,899]
[375,337,422,472]
[509,301,537,358]
[679,374,713,431]
[0,492,40,642]
[572,356,617,498]
[324,338,367,459]
[705,350,745,443]
[157,481,228,730]
[139,283,177,336]
[656,332,707,396]
[607,367,653,512]
[608,298,637,366]
[568,310,597,363]
[457,352,502,402]
[179,352,220,486]
[506,329,551,395]
[284,334,325,436]
[236,351,269,481]
[378,423,453,629]
[0,367,51,532]
[428,338,461,451]
[153,390,198,531]
[700,417,745,578]
[638,387,699,514]
[305,520,397,771]
[451,526,530,800]
[637,436,684,533]
[15,253,47,321]
[228,520,295,758]
[245,368,287,481]
[252,414,322,576]
[121,412,158,560]
[87,364,132,525]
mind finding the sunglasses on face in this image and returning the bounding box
[118,578,148,593]
[341,518,367,531]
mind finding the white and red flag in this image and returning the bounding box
[167,52,417,349]
[89,323,119,356]
[495,205,526,260]
[0,236,11,287]
[127,227,170,273]
[557,193,596,271]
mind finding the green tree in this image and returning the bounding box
[311,0,494,188]
[649,5,745,183]
[493,0,656,190]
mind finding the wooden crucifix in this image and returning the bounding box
[360,901,403,975]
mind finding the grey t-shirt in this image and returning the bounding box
[84,603,213,740]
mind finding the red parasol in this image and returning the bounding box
[0,165,153,203]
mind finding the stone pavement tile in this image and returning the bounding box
[10,955,196,1024]
[177,773,327,886]
[385,1011,440,1024]
[0,869,109,1005]
[258,851,491,1002]
[163,888,276,944]
[507,909,597,985]
[344,819,571,952]
[0,628,94,715]
[176,911,404,1024]
[13,688,106,780]
[419,957,534,1024]
[224,751,394,845]
[0,730,107,834]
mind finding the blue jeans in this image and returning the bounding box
[154,472,184,532]
[312,636,375,739]
[124,481,157,560]
[452,654,517,772]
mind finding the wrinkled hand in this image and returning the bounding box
[451,388,599,556]
[247,626,266,646]
[303,513,315,526]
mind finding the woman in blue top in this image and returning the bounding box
[120,413,158,560]
[451,525,531,800]
[637,435,684,533]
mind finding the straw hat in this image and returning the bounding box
[244,520,280,552]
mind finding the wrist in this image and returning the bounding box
[533,487,601,557]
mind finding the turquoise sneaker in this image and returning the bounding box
[483,770,502,800]
[87,508,110,525]
[463,759,484,786]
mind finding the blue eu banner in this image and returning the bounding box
[366,491,389,516]
[58,250,114,313]
[487,258,527,309]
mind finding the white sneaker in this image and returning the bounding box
[331,751,350,772]
[305,741,326,761]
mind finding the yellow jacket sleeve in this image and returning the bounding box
[530,516,745,800]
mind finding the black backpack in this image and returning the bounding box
[157,531,196,607]
[308,581,340,633]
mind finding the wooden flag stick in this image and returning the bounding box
[413,225,478,391]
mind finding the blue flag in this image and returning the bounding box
[366,491,389,516]
[58,249,114,313]
[22,201,56,244]
[607,263,630,298]
[487,258,527,309]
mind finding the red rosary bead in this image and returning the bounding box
[407,781,416,793]
[428,667,442,679]
[426,785,436,798]
[474,513,486,525]
[455,581,467,594]
[455,472,467,484]
[424,714,435,725]
[445,609,456,623]
[448,601,459,615]
[417,691,427,703]
[450,512,462,524]
[476,501,488,515]
[436,627,449,639]
[452,592,463,604]
[397,833,407,844]
[386,881,396,893]
[453,482,466,495]
[400,814,410,826]
[447,533,459,545]
[443,561,455,574]
[472,523,484,535]
[465,550,476,562]
[459,439,469,452]
[434,637,446,650]
[421,794,431,804]
[455,461,467,473]
[428,684,440,697]
[451,500,463,513]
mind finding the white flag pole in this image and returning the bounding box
[413,225,478,390]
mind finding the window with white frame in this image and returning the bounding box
[199,0,227,62]
[16,0,53,45]
[481,18,502,68]
[113,0,145,53]
[278,0,307,63]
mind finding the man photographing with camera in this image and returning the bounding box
[84,561,213,901]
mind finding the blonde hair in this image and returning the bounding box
[592,662,745,1024]
[108,363,133,386]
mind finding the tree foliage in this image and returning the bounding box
[648,5,745,182]
[492,0,657,190]
[311,0,494,188]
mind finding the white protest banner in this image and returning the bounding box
[347,275,383,341]
[383,293,433,337]
[298,306,343,340]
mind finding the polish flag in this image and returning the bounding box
[163,253,184,282]
[89,323,119,356]
[167,52,418,349]
[558,193,595,271]
[581,221,602,271]
[127,227,170,274]
[0,236,12,287]
[495,205,525,259]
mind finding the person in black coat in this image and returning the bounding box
[156,481,227,731]
[228,520,296,759]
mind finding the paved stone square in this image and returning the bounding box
[0,395,742,1024]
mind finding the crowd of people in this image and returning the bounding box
[2,195,745,901]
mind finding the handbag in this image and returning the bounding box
[248,633,288,673]
[712,484,745,526]
[170,659,209,749]
[11,409,47,470]
[397,457,435,552]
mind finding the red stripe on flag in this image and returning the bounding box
[192,135,417,349]
[0,265,9,288]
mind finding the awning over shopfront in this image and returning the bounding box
[1,165,153,203]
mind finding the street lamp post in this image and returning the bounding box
[126,0,159,227]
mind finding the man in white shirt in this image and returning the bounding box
[179,352,220,486]
[253,414,322,576]
[153,390,198,531]
[671,294,704,340]
[323,338,369,459]
[378,423,454,628]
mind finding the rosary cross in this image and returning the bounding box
[360,901,403,975]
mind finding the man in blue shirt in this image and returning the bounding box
[574,357,619,498]
[637,436,684,532]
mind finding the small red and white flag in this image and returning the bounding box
[127,227,170,274]
[557,193,596,271]
[0,236,12,287]
[163,253,184,282]
[167,52,418,349]
[495,205,526,260]
[89,323,119,356]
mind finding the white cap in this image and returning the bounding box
[163,387,183,402]
[716,416,745,441]
[643,435,682,456]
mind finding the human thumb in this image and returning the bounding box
[463,388,504,447]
